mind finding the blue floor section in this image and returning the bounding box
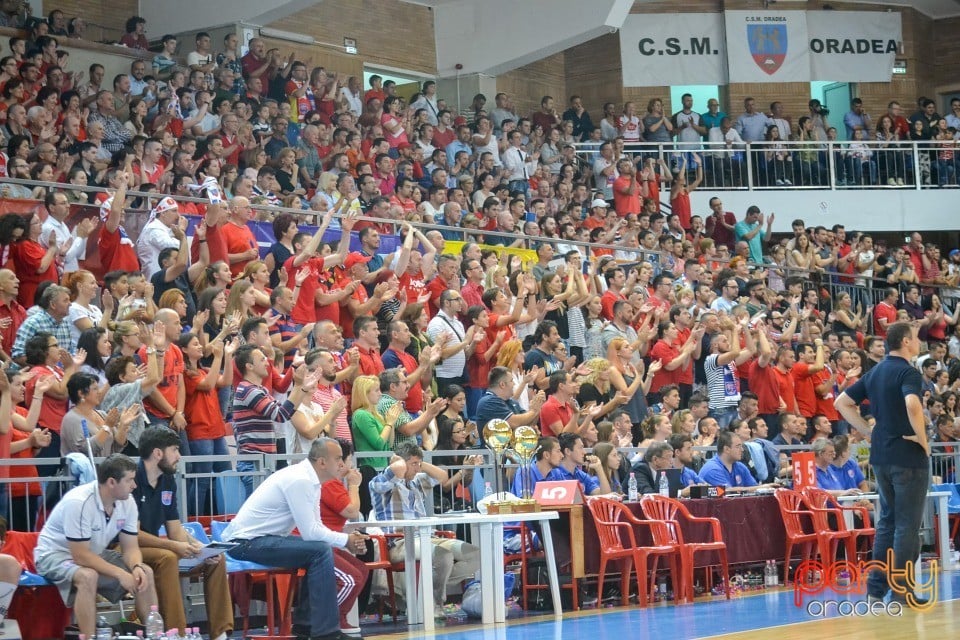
[404,568,960,640]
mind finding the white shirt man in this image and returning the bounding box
[42,190,89,273]
[501,131,539,183]
[137,197,183,279]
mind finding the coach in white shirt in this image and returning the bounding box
[34,455,158,640]
[223,438,368,640]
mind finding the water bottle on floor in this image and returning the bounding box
[95,613,112,640]
[145,605,164,639]
[627,473,638,502]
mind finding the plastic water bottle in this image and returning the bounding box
[193,627,202,640]
[627,473,638,502]
[764,560,778,587]
[484,481,493,498]
[95,614,112,640]
[659,472,669,497]
[145,605,164,639]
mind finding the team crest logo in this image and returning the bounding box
[161,491,173,506]
[748,24,787,75]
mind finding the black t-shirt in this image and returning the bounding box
[133,460,179,536]
[845,354,926,468]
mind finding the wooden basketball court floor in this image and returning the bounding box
[365,568,960,640]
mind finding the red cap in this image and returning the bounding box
[345,252,372,269]
[454,116,467,126]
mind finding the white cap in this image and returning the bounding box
[591,198,609,208]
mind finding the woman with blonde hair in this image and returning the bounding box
[111,320,142,358]
[238,260,272,314]
[607,336,659,441]
[350,375,404,470]
[671,409,696,435]
[496,338,538,411]
[225,279,257,320]
[63,269,112,347]
[638,414,672,448]
[576,358,624,421]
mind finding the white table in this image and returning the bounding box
[837,490,953,572]
[348,511,561,630]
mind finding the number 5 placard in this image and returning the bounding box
[533,480,584,506]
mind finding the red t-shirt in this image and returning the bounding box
[221,221,258,277]
[139,344,184,419]
[612,176,641,216]
[340,285,369,340]
[183,368,228,441]
[873,301,897,338]
[773,366,798,415]
[320,478,350,532]
[9,240,57,308]
[600,290,624,321]
[25,366,67,433]
[539,396,574,438]
[426,277,450,318]
[815,368,839,421]
[671,190,692,229]
[98,226,140,274]
[190,221,228,266]
[648,340,679,390]
[284,255,325,325]
[748,360,781,414]
[791,361,819,418]
[398,270,426,304]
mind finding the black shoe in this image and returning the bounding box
[292,623,310,640]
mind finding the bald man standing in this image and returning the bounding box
[221,196,259,277]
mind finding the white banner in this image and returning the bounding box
[724,10,810,83]
[619,13,726,87]
[806,11,901,82]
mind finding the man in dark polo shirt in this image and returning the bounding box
[835,322,931,607]
[134,427,234,639]
[475,367,545,446]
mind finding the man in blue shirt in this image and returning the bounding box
[842,98,872,140]
[699,431,761,490]
[812,438,858,495]
[511,436,561,498]
[835,322,930,605]
[733,205,774,264]
[475,366,545,447]
[546,433,610,495]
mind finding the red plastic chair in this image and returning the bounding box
[502,522,545,610]
[365,533,399,620]
[638,495,730,603]
[1,531,72,640]
[800,487,874,562]
[586,497,681,607]
[774,489,821,583]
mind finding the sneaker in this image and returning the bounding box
[783,179,792,185]
[887,178,897,186]
[890,594,931,606]
[340,624,362,636]
[896,178,905,185]
[775,179,785,186]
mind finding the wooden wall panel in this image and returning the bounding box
[44,0,138,43]
[497,52,567,122]
[565,33,623,115]
[266,0,437,77]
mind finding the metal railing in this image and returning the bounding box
[575,140,960,192]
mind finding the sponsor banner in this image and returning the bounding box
[806,11,901,82]
[725,10,810,82]
[619,13,727,86]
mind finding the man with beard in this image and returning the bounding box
[133,427,233,639]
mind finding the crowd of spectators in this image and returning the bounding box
[0,10,957,634]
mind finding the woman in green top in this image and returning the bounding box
[350,374,404,470]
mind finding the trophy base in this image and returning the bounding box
[512,500,540,513]
[486,500,540,515]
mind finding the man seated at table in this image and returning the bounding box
[831,434,871,492]
[812,438,862,497]
[669,433,705,496]
[510,436,561,498]
[630,441,674,494]
[369,443,480,618]
[546,433,611,495]
[699,431,774,491]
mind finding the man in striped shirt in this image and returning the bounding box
[232,344,319,497]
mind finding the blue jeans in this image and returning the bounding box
[186,437,232,516]
[709,405,738,430]
[229,535,339,636]
[868,464,930,599]
[236,460,257,499]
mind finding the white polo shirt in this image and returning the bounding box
[35,482,139,560]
